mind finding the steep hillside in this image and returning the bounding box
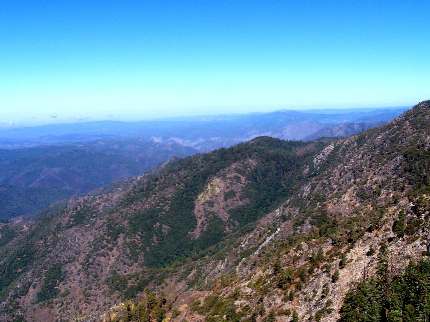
[0,101,428,322]
[0,139,195,219]
[0,137,324,321]
[160,101,429,322]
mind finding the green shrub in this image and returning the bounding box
[106,271,128,293]
[0,244,35,298]
[332,270,340,283]
[339,259,430,322]
[191,294,244,322]
[276,268,294,290]
[392,211,406,237]
[339,254,347,269]
[291,311,299,322]
[36,264,65,303]
[0,226,16,247]
[224,190,236,201]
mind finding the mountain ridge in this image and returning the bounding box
[0,108,405,151]
[0,101,429,322]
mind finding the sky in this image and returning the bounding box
[1,0,429,124]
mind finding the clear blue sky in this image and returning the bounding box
[1,0,429,123]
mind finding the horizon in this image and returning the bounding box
[1,1,429,123]
[0,104,410,128]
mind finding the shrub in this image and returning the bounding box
[392,211,406,237]
[332,270,340,283]
[36,264,65,303]
[339,254,347,269]
[339,259,430,322]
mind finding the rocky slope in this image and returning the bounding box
[0,101,429,322]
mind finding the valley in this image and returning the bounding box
[0,140,195,220]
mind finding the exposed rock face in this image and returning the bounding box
[191,160,256,238]
[0,101,429,322]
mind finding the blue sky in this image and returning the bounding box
[1,0,429,123]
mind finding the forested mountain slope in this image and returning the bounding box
[0,101,429,322]
[0,138,326,321]
[0,139,195,219]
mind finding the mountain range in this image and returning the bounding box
[0,108,405,220]
[0,101,429,321]
[0,108,405,151]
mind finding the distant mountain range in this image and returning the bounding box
[0,107,406,150]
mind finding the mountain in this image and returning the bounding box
[0,108,405,151]
[0,108,404,220]
[0,101,428,322]
[0,139,195,220]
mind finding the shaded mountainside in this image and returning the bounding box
[0,139,195,219]
[303,122,376,141]
[0,102,429,322]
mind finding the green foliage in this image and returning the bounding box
[125,137,317,268]
[276,268,294,290]
[127,150,229,267]
[403,148,430,189]
[0,141,194,220]
[312,212,338,239]
[108,290,167,322]
[107,271,129,293]
[356,186,374,201]
[339,279,382,322]
[224,190,236,201]
[310,248,324,266]
[194,217,225,251]
[106,219,126,241]
[339,259,430,322]
[69,205,95,227]
[291,311,299,322]
[229,139,314,226]
[332,270,340,283]
[191,294,245,322]
[0,225,16,247]
[339,254,347,269]
[0,184,71,221]
[392,211,406,238]
[405,217,422,236]
[265,311,276,322]
[376,244,388,284]
[310,209,384,248]
[0,244,35,298]
[251,275,270,296]
[36,264,65,303]
[366,247,375,257]
[315,305,333,321]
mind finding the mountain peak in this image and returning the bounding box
[417,100,430,108]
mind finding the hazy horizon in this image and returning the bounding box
[1,1,429,124]
[0,104,410,128]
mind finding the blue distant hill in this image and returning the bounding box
[0,107,407,150]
